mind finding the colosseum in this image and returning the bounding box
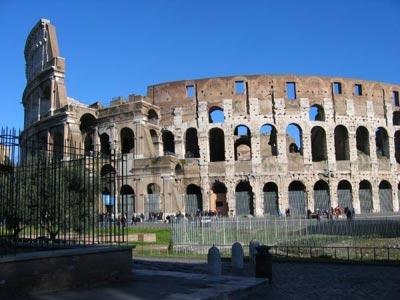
[21,19,400,218]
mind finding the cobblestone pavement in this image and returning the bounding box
[135,258,400,299]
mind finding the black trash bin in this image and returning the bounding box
[255,245,272,284]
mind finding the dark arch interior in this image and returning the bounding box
[175,164,183,176]
[393,111,400,126]
[212,181,227,193]
[338,180,352,190]
[209,128,225,161]
[314,180,329,190]
[395,131,400,163]
[335,125,350,160]
[100,133,111,156]
[187,184,201,194]
[162,130,175,155]
[120,185,135,195]
[379,180,391,189]
[147,183,160,194]
[84,135,94,155]
[121,128,135,154]
[79,114,96,133]
[356,127,370,156]
[311,126,327,162]
[359,180,372,190]
[101,164,115,177]
[263,182,278,192]
[148,109,158,121]
[185,128,200,158]
[289,181,305,191]
[375,127,390,159]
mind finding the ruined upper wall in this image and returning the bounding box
[147,75,400,125]
[24,19,63,83]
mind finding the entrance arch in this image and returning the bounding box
[337,180,353,209]
[211,181,228,215]
[263,182,279,216]
[379,180,393,212]
[186,184,202,214]
[359,180,373,213]
[313,180,330,211]
[288,181,306,216]
[235,181,254,216]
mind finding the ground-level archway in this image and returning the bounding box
[359,180,373,213]
[288,181,306,216]
[210,181,228,215]
[186,184,202,214]
[263,182,279,216]
[235,181,254,216]
[313,180,330,212]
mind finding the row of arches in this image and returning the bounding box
[208,105,400,125]
[206,179,398,216]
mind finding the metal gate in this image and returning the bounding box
[359,188,373,213]
[119,194,135,220]
[337,189,353,209]
[145,194,160,214]
[185,194,199,215]
[379,188,393,212]
[313,190,330,211]
[235,192,253,216]
[288,191,306,216]
[263,192,279,215]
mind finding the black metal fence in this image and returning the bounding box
[0,128,129,256]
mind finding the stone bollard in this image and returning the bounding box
[231,242,244,270]
[249,240,260,266]
[208,245,222,277]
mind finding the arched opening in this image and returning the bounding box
[235,181,254,216]
[286,124,303,155]
[209,128,225,162]
[395,131,400,164]
[260,124,278,157]
[209,106,224,123]
[52,132,64,160]
[263,182,279,216]
[148,109,158,124]
[393,111,400,126]
[234,125,251,161]
[100,133,111,157]
[185,128,200,158]
[120,185,135,218]
[101,164,116,212]
[175,164,183,176]
[162,129,175,155]
[375,127,390,159]
[146,183,161,215]
[150,129,159,155]
[80,114,96,155]
[211,181,228,215]
[80,114,96,133]
[186,184,202,214]
[311,126,327,162]
[309,104,325,121]
[40,86,51,118]
[359,180,373,213]
[334,125,350,160]
[379,180,393,212]
[313,180,330,212]
[120,127,135,154]
[288,181,306,216]
[337,180,353,209]
[84,135,94,156]
[356,126,370,156]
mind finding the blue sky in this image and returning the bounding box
[0,0,399,130]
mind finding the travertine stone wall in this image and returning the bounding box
[21,20,400,217]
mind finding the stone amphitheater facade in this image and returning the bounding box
[21,19,400,218]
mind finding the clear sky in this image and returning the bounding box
[0,0,399,130]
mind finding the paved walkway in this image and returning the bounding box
[25,258,400,300]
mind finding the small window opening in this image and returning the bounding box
[235,81,245,95]
[286,82,296,100]
[393,91,399,106]
[186,85,195,98]
[332,82,342,95]
[354,84,363,96]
